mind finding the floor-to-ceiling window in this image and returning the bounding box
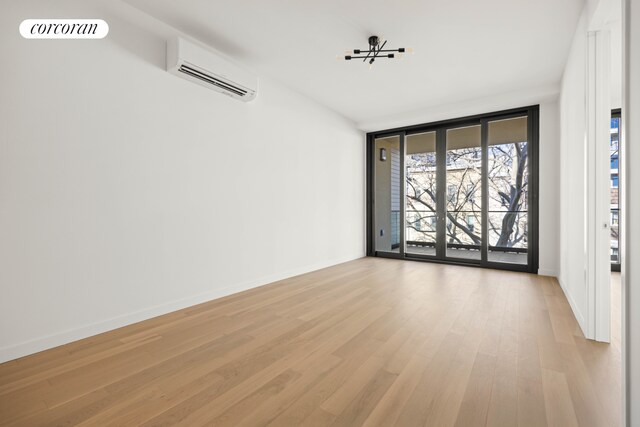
[444,125,483,261]
[367,106,539,273]
[373,135,402,255]
[405,131,437,257]
[486,116,530,265]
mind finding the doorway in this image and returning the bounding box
[610,109,621,272]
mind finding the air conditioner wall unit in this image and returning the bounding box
[167,37,257,102]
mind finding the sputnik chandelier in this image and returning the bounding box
[341,35,413,68]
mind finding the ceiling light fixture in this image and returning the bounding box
[341,36,412,68]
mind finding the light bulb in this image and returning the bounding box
[344,50,353,55]
[407,47,414,54]
[398,53,404,60]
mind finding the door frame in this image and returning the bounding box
[368,131,406,259]
[366,105,540,274]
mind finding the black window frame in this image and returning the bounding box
[366,105,540,274]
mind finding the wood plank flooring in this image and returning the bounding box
[0,258,621,426]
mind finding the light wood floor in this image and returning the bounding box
[0,258,621,426]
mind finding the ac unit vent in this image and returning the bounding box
[167,37,257,102]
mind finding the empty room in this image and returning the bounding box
[1,0,639,426]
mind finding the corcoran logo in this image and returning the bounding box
[19,19,108,39]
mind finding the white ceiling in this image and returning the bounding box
[125,0,584,126]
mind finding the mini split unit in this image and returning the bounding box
[166,37,257,102]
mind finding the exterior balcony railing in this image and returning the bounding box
[404,209,528,254]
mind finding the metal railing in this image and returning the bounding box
[405,209,528,253]
[611,208,620,264]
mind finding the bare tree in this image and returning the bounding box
[405,142,528,249]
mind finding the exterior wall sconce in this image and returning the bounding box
[380,148,387,161]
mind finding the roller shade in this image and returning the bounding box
[488,116,528,146]
[406,132,435,154]
[446,125,481,150]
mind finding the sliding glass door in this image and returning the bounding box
[405,132,438,257]
[444,125,482,262]
[368,106,538,273]
[373,134,404,257]
[486,116,529,265]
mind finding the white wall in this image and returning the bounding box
[558,0,624,341]
[538,100,561,277]
[558,9,589,333]
[610,18,623,109]
[0,0,365,362]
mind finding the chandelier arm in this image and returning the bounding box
[348,55,387,59]
[355,48,403,54]
[362,47,373,63]
[374,40,388,60]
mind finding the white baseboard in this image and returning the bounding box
[556,276,588,337]
[538,269,559,277]
[0,253,364,364]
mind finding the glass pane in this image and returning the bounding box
[487,116,528,265]
[445,125,482,260]
[374,136,401,253]
[405,132,437,256]
[610,116,620,264]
